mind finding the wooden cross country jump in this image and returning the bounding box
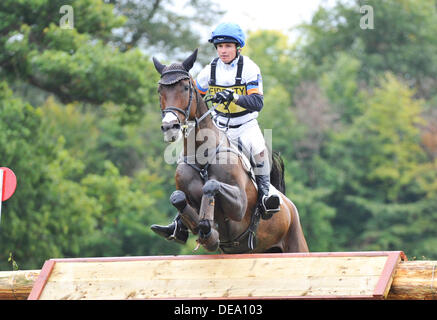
[26,251,407,300]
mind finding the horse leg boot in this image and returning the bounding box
[150,190,199,244]
[170,190,200,235]
[254,150,280,220]
[198,180,220,252]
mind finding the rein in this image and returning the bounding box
[160,77,230,137]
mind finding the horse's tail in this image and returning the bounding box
[270,151,286,194]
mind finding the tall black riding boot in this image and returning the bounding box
[150,215,189,244]
[255,173,280,220]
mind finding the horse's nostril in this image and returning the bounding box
[161,123,181,132]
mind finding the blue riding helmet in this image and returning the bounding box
[208,23,246,48]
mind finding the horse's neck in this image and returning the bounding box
[196,100,214,130]
[183,95,223,159]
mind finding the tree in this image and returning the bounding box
[0,0,198,269]
[324,74,437,257]
[319,52,365,124]
[298,0,437,99]
[244,30,300,99]
[106,0,224,58]
[0,82,99,269]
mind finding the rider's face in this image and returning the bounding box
[216,43,238,64]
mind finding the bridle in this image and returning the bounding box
[159,69,216,137]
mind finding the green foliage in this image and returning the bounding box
[0,0,209,269]
[245,30,300,98]
[106,0,224,56]
[0,82,97,269]
[1,0,437,270]
[4,24,157,123]
[8,253,19,271]
[322,73,435,256]
[299,0,437,97]
[319,52,365,123]
[333,73,425,201]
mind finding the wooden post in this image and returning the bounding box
[0,260,436,300]
[0,270,40,300]
[387,260,437,300]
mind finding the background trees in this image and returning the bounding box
[1,0,436,270]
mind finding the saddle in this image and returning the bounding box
[228,138,283,201]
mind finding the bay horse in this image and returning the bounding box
[152,49,308,254]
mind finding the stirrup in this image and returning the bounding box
[167,221,178,241]
[260,194,280,220]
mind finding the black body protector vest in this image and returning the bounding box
[208,56,251,118]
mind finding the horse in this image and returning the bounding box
[152,49,309,254]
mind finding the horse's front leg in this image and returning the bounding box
[197,179,219,251]
[197,179,246,252]
[170,190,200,235]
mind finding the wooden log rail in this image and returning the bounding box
[387,260,437,300]
[0,270,39,300]
[0,261,436,300]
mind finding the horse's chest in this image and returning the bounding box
[176,173,203,204]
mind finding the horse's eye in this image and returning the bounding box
[184,85,189,91]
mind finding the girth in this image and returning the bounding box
[219,206,261,253]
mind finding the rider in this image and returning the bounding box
[151,22,280,244]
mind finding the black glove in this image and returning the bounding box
[213,89,234,104]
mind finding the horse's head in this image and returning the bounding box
[153,49,198,143]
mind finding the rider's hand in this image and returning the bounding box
[213,89,234,104]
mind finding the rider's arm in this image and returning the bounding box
[195,79,208,96]
[235,93,264,112]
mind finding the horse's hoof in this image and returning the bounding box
[198,227,219,252]
[198,220,211,235]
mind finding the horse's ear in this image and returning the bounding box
[182,48,198,71]
[152,57,166,74]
